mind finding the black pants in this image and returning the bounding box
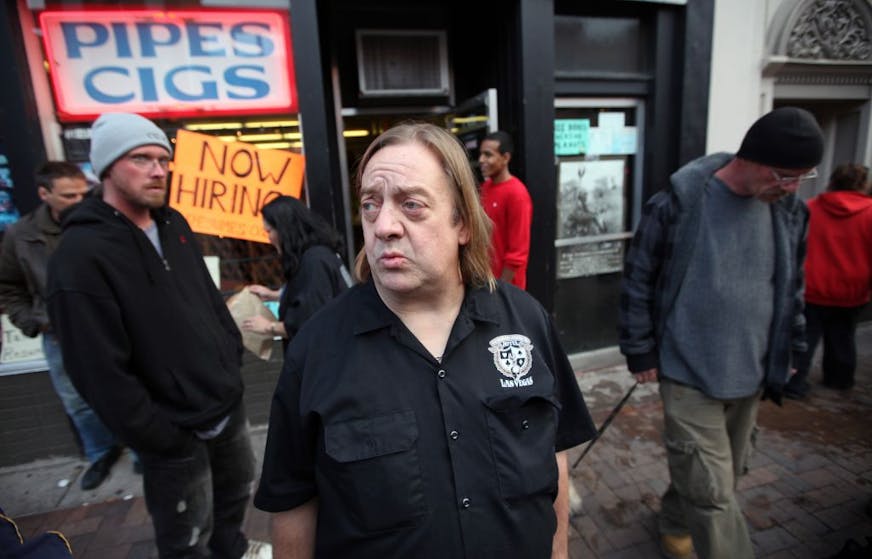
[789,303,865,395]
[139,403,256,559]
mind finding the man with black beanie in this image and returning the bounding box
[618,107,824,559]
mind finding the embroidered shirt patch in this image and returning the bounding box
[488,334,534,388]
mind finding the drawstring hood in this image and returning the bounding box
[62,198,170,285]
[815,190,872,219]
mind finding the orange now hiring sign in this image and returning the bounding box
[170,129,305,243]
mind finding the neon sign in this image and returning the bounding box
[40,9,297,121]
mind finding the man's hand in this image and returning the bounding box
[633,368,658,384]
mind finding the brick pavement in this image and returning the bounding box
[6,324,872,558]
[567,324,872,559]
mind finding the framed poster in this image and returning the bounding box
[556,158,626,279]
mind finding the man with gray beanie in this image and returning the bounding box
[619,106,823,559]
[46,113,265,558]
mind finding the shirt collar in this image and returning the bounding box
[351,280,501,336]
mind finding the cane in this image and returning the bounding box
[571,381,639,470]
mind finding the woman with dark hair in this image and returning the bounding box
[785,163,872,398]
[242,196,351,349]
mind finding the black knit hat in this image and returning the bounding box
[736,107,824,169]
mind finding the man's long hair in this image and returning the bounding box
[261,195,342,280]
[352,123,495,291]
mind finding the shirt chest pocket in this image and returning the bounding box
[484,394,560,501]
[323,410,426,532]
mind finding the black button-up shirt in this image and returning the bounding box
[255,281,595,558]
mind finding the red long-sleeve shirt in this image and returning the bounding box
[480,176,533,289]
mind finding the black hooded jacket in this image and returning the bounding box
[46,197,244,455]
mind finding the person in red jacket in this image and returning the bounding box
[786,163,872,399]
[478,131,533,289]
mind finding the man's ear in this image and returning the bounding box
[37,186,50,202]
[458,219,470,246]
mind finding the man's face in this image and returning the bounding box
[749,165,816,203]
[478,139,510,180]
[39,176,89,221]
[105,146,171,211]
[360,142,469,298]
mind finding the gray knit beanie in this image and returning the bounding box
[736,107,824,169]
[90,113,173,178]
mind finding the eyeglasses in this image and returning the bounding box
[125,154,171,170]
[770,168,818,184]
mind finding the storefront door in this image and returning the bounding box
[552,97,645,354]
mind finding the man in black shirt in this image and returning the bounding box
[255,123,595,558]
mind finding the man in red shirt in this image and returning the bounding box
[478,131,533,289]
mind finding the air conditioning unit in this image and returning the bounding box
[356,29,450,97]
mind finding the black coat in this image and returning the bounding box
[278,244,349,351]
[47,197,244,455]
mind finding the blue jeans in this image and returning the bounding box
[42,333,117,463]
[140,403,255,559]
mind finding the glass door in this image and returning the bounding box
[553,98,645,354]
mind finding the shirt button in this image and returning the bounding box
[521,419,530,430]
[449,430,459,440]
[461,497,471,508]
[437,369,446,379]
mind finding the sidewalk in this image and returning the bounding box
[3,324,872,558]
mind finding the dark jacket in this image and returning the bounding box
[0,205,60,336]
[619,152,808,402]
[278,244,349,351]
[46,197,244,455]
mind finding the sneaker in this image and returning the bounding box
[243,540,272,559]
[568,483,584,517]
[81,446,122,490]
[784,379,809,400]
[661,533,693,559]
[783,388,807,401]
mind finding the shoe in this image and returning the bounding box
[243,540,272,559]
[80,446,122,490]
[784,379,809,400]
[783,388,807,401]
[660,533,693,559]
[822,380,854,390]
[568,482,584,517]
